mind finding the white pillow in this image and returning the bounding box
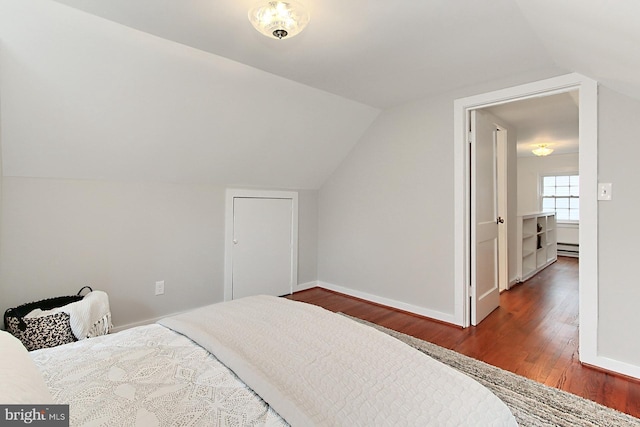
[0,331,53,403]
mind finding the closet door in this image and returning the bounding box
[231,197,293,299]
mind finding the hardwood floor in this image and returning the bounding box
[287,257,640,418]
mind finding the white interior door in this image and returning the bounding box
[232,197,293,299]
[496,127,509,292]
[471,110,500,325]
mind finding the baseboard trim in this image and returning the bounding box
[110,317,161,334]
[317,281,458,325]
[112,285,319,333]
[294,280,318,292]
[110,308,191,334]
[557,251,579,258]
[583,355,640,381]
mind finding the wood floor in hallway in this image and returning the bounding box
[287,257,640,418]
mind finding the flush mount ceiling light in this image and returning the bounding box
[248,1,310,40]
[532,144,554,157]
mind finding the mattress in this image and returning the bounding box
[30,296,517,426]
[158,295,517,426]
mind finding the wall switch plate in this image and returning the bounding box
[155,280,165,296]
[598,183,612,201]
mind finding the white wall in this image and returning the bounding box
[598,87,640,366]
[0,0,355,329]
[0,178,318,328]
[297,190,318,287]
[318,92,458,321]
[0,76,3,257]
[517,153,579,213]
[317,83,640,372]
[0,97,2,265]
[0,0,378,189]
[317,76,558,321]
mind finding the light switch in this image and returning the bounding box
[598,183,612,201]
[155,280,165,296]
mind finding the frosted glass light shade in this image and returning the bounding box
[249,1,310,40]
[532,144,553,156]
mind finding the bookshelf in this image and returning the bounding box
[517,212,557,282]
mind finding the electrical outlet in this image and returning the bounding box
[155,280,165,296]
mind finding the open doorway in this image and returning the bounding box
[484,91,579,287]
[453,73,599,368]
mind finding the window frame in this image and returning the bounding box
[539,172,580,224]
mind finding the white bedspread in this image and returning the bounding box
[30,324,287,427]
[159,295,517,426]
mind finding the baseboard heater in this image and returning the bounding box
[557,242,579,258]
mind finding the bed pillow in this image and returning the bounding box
[0,330,53,403]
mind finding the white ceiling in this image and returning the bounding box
[486,91,579,157]
[3,0,640,186]
[50,0,563,108]
[48,0,640,109]
[515,0,640,102]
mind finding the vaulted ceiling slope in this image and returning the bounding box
[0,0,379,189]
[2,0,640,187]
[50,0,565,108]
[47,0,640,109]
[515,0,640,102]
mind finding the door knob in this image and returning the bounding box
[496,217,505,224]
[233,239,238,244]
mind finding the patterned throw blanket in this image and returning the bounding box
[159,295,517,426]
[25,290,111,340]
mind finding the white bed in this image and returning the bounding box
[13,295,516,426]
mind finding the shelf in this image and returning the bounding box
[518,212,558,282]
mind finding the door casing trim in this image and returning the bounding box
[453,73,598,367]
[224,188,299,301]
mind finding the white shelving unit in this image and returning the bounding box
[517,212,557,282]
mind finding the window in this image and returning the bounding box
[541,174,579,222]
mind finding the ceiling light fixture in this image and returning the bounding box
[248,1,310,40]
[532,144,554,157]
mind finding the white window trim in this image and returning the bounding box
[539,172,580,224]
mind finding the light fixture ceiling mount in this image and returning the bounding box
[248,1,310,40]
[532,144,554,157]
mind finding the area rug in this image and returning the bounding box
[349,316,640,427]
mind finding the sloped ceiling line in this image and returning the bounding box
[0,0,379,189]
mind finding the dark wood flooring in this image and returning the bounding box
[287,257,640,418]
